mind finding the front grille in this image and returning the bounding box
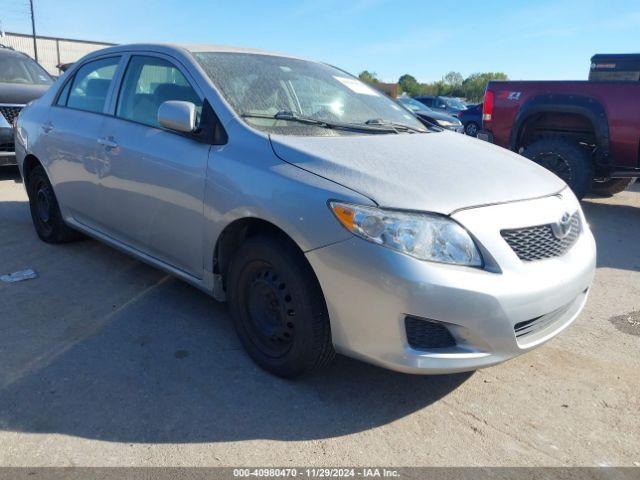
[501,212,581,261]
[0,142,14,152]
[0,105,23,125]
[405,316,457,350]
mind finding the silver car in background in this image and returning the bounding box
[15,44,596,378]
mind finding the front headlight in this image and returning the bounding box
[330,202,483,267]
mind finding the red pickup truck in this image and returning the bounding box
[479,54,640,199]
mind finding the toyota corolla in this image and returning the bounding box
[14,44,596,378]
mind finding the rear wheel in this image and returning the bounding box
[227,234,334,378]
[27,165,82,243]
[591,177,636,196]
[521,137,594,199]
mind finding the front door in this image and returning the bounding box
[96,54,209,277]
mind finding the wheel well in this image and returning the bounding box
[22,154,43,186]
[517,112,597,151]
[213,217,303,291]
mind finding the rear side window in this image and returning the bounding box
[64,56,120,113]
[116,55,202,129]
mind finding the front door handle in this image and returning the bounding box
[97,137,118,150]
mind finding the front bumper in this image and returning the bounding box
[443,124,464,133]
[0,122,16,166]
[306,190,596,374]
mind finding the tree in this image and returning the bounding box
[398,74,421,96]
[443,71,463,88]
[461,72,508,102]
[359,70,380,84]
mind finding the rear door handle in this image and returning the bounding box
[41,121,54,134]
[97,137,118,149]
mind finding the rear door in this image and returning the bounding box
[43,55,122,228]
[95,53,210,277]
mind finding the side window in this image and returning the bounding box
[65,57,120,113]
[116,56,202,129]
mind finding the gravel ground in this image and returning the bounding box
[0,167,638,467]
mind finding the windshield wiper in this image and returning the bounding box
[363,118,426,133]
[241,111,400,133]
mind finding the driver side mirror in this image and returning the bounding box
[158,100,197,133]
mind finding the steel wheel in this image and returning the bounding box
[241,262,297,358]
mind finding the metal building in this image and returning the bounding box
[0,31,114,75]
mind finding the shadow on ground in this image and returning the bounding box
[0,166,22,182]
[0,273,470,442]
[582,197,640,272]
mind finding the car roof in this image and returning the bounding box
[0,45,33,59]
[87,43,301,60]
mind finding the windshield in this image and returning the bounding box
[194,52,425,135]
[397,96,431,112]
[443,97,467,110]
[0,54,52,85]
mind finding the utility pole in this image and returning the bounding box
[29,0,38,62]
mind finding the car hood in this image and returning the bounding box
[269,131,566,214]
[0,83,50,105]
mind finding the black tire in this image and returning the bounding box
[27,165,82,243]
[464,121,479,137]
[591,177,636,196]
[521,137,594,200]
[227,234,334,378]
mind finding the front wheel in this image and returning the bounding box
[521,137,594,200]
[591,177,636,196]
[227,234,334,378]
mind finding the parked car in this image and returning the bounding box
[396,95,463,132]
[0,45,53,166]
[414,95,468,116]
[16,44,596,378]
[457,103,482,136]
[479,75,640,198]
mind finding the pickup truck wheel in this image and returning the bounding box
[464,122,479,137]
[227,234,335,378]
[521,137,593,199]
[27,165,82,243]
[591,177,636,196]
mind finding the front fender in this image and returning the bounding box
[202,123,372,277]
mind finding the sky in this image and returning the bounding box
[2,0,640,83]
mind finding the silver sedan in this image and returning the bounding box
[14,44,596,378]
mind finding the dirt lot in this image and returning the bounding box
[0,166,638,467]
